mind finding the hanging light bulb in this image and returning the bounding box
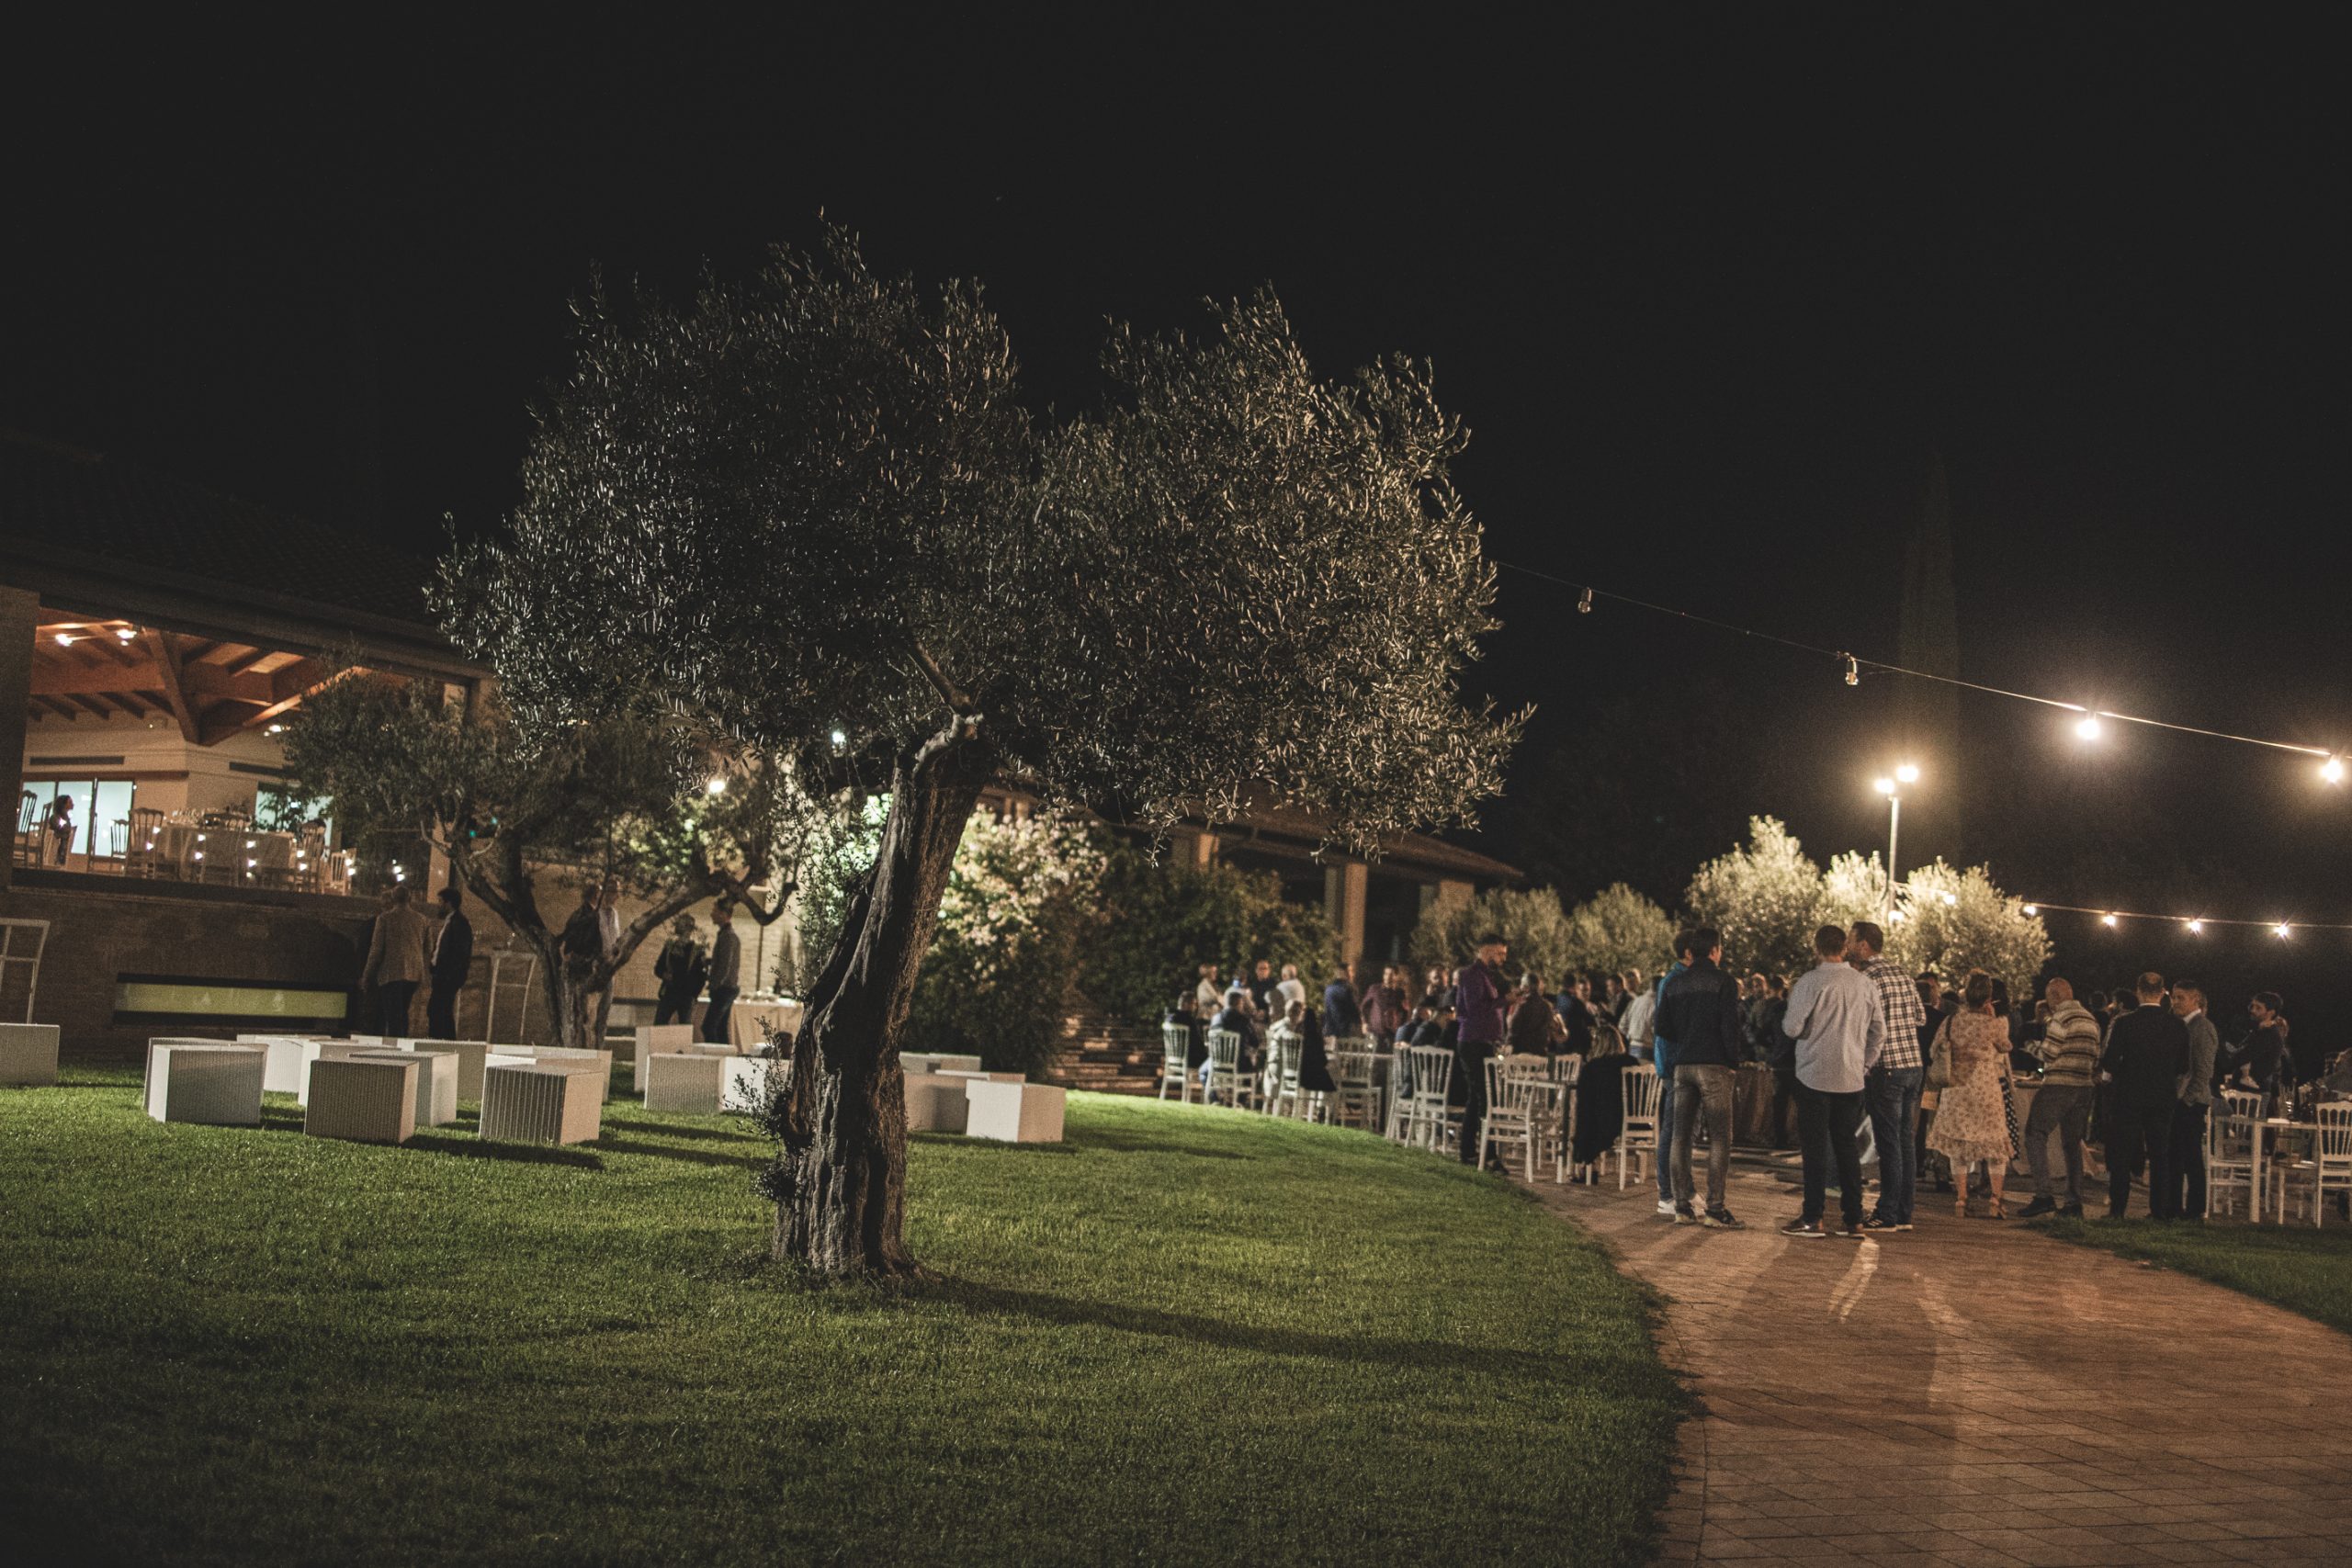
[2021,904,2039,916]
[2075,714,2104,741]
[2324,757,2346,784]
[2187,919,2204,933]
[2101,913,2118,927]
[1577,587,1594,614]
[1842,654,1859,687]
[2276,923,2292,939]
[829,728,847,748]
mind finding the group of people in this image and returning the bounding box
[1637,919,2301,1235]
[360,875,744,1044]
[1170,926,2309,1239]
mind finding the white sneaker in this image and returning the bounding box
[1656,1198,1676,1218]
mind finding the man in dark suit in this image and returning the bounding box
[427,885,474,1039]
[2099,971,2191,1219]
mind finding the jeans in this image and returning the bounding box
[426,981,460,1040]
[376,980,417,1038]
[1771,1065,1799,1147]
[1865,1066,1924,1224]
[703,986,739,1046]
[2024,1082,2092,1206]
[2107,1099,2177,1219]
[1671,1064,1736,1213]
[1796,1080,1866,1226]
[654,988,696,1028]
[2172,1101,2210,1219]
[1653,1071,1679,1200]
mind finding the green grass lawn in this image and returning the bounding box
[2034,1213,2352,1336]
[0,1068,1679,1566]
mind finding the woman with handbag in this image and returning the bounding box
[1927,970,2018,1217]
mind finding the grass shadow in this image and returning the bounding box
[403,1132,605,1169]
[593,1136,766,1170]
[1059,1126,1252,1160]
[608,1119,763,1144]
[937,1277,1620,1381]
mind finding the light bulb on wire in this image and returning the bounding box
[2101,912,2118,928]
[2075,714,2104,741]
[2021,904,2039,916]
[2187,919,2204,933]
[2276,923,2292,940]
[2324,756,2346,784]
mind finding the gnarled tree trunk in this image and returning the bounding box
[763,723,990,1277]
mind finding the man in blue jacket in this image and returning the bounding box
[1656,927,1747,1228]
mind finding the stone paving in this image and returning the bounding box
[1528,1155,2352,1566]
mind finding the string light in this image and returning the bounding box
[1577,587,1594,614]
[1509,559,2338,768]
[1895,762,1920,784]
[2026,900,2352,934]
[706,776,727,795]
[2325,757,2346,784]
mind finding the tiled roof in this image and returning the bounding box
[0,430,439,631]
[1222,798,1522,881]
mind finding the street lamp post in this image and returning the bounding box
[1873,763,1920,921]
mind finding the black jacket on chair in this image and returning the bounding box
[2100,1005,2191,1112]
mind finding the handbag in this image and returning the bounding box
[1926,1015,1953,1091]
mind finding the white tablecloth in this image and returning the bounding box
[729,998,801,1052]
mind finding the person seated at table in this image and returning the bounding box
[1163,994,1208,1073]
[1510,975,1566,1056]
[1200,987,1261,1103]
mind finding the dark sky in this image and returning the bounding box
[9,14,2348,1042]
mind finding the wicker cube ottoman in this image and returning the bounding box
[722,1055,785,1114]
[0,1022,61,1088]
[643,1052,726,1114]
[480,1061,604,1145]
[303,1055,420,1145]
[145,1042,266,1126]
[963,1079,1067,1145]
[902,1052,984,1076]
[348,1048,457,1127]
[632,1025,695,1089]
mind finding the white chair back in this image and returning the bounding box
[1159,1022,1191,1072]
[1622,1063,1662,1122]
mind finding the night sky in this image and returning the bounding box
[9,16,2347,1048]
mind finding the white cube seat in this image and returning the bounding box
[348,1048,457,1127]
[145,1042,266,1126]
[399,1040,528,1101]
[480,1061,604,1145]
[304,1056,420,1145]
[904,1071,972,1134]
[643,1052,726,1114]
[0,1022,61,1087]
[721,1055,784,1113]
[632,1024,695,1089]
[902,1052,983,1076]
[503,1044,615,1101]
[964,1079,1066,1144]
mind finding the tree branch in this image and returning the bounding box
[909,637,975,717]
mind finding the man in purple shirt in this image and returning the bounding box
[1453,933,1509,1165]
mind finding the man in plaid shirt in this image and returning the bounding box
[1850,920,1927,1232]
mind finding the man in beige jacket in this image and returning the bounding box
[363,884,430,1036]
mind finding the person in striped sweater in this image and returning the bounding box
[2018,977,2103,1218]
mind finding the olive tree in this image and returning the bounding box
[439,235,1521,1277]
[282,673,807,1050]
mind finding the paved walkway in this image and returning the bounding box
[1529,1154,2352,1566]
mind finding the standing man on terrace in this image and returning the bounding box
[1453,935,1508,1166]
[426,884,473,1039]
[1849,921,1926,1233]
[1656,927,1747,1229]
[2101,971,2189,1220]
[703,898,741,1046]
[1781,925,1884,1238]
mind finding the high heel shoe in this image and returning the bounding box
[1987,1196,2008,1220]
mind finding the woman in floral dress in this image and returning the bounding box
[1927,970,2016,1218]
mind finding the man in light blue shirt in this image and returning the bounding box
[1780,924,1886,1237]
[1647,935,1692,1218]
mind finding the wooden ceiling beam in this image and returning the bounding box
[142,629,203,744]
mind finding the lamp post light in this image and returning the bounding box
[1873,763,1921,921]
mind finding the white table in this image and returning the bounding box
[729,997,801,1052]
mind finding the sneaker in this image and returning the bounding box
[1859,1216,1900,1233]
[1781,1218,1827,1238]
[1656,1199,1677,1219]
[1701,1208,1747,1231]
[2017,1196,2057,1219]
[1673,1202,1697,1224]
[1835,1219,1868,1237]
[1893,1221,1915,1232]
[2057,1203,2085,1219]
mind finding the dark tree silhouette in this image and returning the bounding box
[438,234,1521,1277]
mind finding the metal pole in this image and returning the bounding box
[1883,795,1901,921]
